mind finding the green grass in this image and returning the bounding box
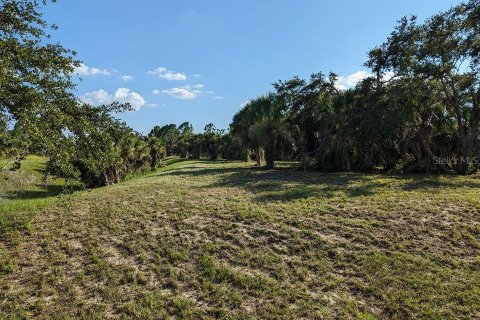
[0,156,71,242]
[1,159,479,319]
[0,156,183,241]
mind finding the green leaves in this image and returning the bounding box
[1,0,80,166]
[231,0,480,174]
[366,0,480,173]
[231,94,293,168]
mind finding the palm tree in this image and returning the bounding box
[148,136,165,170]
[247,94,293,169]
[231,100,263,165]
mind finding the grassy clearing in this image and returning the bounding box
[0,156,70,242]
[0,156,187,242]
[1,159,479,319]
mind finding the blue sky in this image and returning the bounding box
[44,0,461,134]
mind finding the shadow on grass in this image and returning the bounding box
[148,159,237,176]
[160,164,379,202]
[4,184,82,200]
[160,160,480,203]
[399,176,480,191]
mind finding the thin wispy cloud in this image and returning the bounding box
[120,75,133,82]
[148,67,187,81]
[146,103,167,108]
[74,63,111,76]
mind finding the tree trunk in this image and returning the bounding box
[469,101,480,173]
[265,136,276,169]
[255,147,261,166]
[444,78,470,174]
[150,153,157,170]
[265,151,274,169]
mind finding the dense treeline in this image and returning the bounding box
[230,0,480,174]
[1,0,479,189]
[148,122,241,161]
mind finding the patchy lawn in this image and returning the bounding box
[1,159,479,319]
[0,156,70,242]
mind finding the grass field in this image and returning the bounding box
[1,158,479,319]
[0,156,70,243]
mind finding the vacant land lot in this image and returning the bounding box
[0,156,69,241]
[1,159,479,319]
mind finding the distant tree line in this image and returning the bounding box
[1,0,479,188]
[147,122,241,161]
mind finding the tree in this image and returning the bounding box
[203,123,224,160]
[366,0,480,173]
[220,132,243,160]
[231,100,264,165]
[247,95,292,169]
[46,102,151,187]
[188,133,203,159]
[177,122,194,158]
[148,137,166,170]
[231,95,293,169]
[0,0,80,159]
[149,124,180,156]
[274,73,337,164]
[273,73,348,170]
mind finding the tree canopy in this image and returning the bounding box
[2,0,479,188]
[230,0,480,173]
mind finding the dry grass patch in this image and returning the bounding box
[1,160,479,319]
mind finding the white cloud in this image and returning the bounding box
[334,70,396,90]
[382,71,396,82]
[334,71,372,90]
[146,103,167,108]
[192,74,201,78]
[159,84,205,100]
[74,63,111,76]
[162,87,199,100]
[120,75,133,82]
[240,100,251,108]
[148,67,187,81]
[114,88,146,111]
[183,84,202,93]
[80,89,112,105]
[213,96,223,100]
[163,72,187,81]
[79,88,146,111]
[204,90,215,94]
[152,89,161,95]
